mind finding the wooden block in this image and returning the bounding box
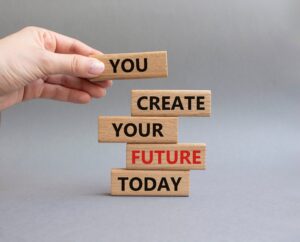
[111,169,189,196]
[126,143,206,170]
[131,90,211,116]
[90,51,168,81]
[98,116,178,143]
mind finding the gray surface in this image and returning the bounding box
[0,0,300,241]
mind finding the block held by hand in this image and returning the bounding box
[90,51,168,81]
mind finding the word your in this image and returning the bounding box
[112,123,163,137]
[117,176,182,192]
[109,58,148,73]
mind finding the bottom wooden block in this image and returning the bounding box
[111,169,190,196]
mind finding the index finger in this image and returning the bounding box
[50,31,103,56]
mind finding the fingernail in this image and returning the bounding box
[88,60,105,75]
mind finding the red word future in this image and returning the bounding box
[131,150,201,165]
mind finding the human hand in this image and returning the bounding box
[0,26,112,111]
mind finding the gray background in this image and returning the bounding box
[0,0,299,241]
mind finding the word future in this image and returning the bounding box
[90,51,168,81]
[111,169,190,196]
[126,143,206,170]
[98,116,178,143]
[131,90,212,116]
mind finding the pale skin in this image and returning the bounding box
[0,26,112,111]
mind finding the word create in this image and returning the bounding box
[112,122,163,137]
[117,176,182,192]
[137,95,205,111]
[131,90,211,117]
[109,58,147,73]
[131,149,201,165]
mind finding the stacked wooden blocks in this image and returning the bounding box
[94,51,211,196]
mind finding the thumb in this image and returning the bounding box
[43,52,105,78]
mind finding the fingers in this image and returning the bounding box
[36,29,106,79]
[22,79,90,103]
[39,83,91,103]
[94,79,113,88]
[45,75,109,98]
[22,78,109,104]
[42,52,105,78]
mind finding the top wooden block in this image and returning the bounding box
[131,90,211,116]
[90,51,168,81]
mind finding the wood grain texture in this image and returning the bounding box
[111,169,189,196]
[90,51,168,81]
[126,143,206,170]
[98,116,178,143]
[131,90,211,116]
